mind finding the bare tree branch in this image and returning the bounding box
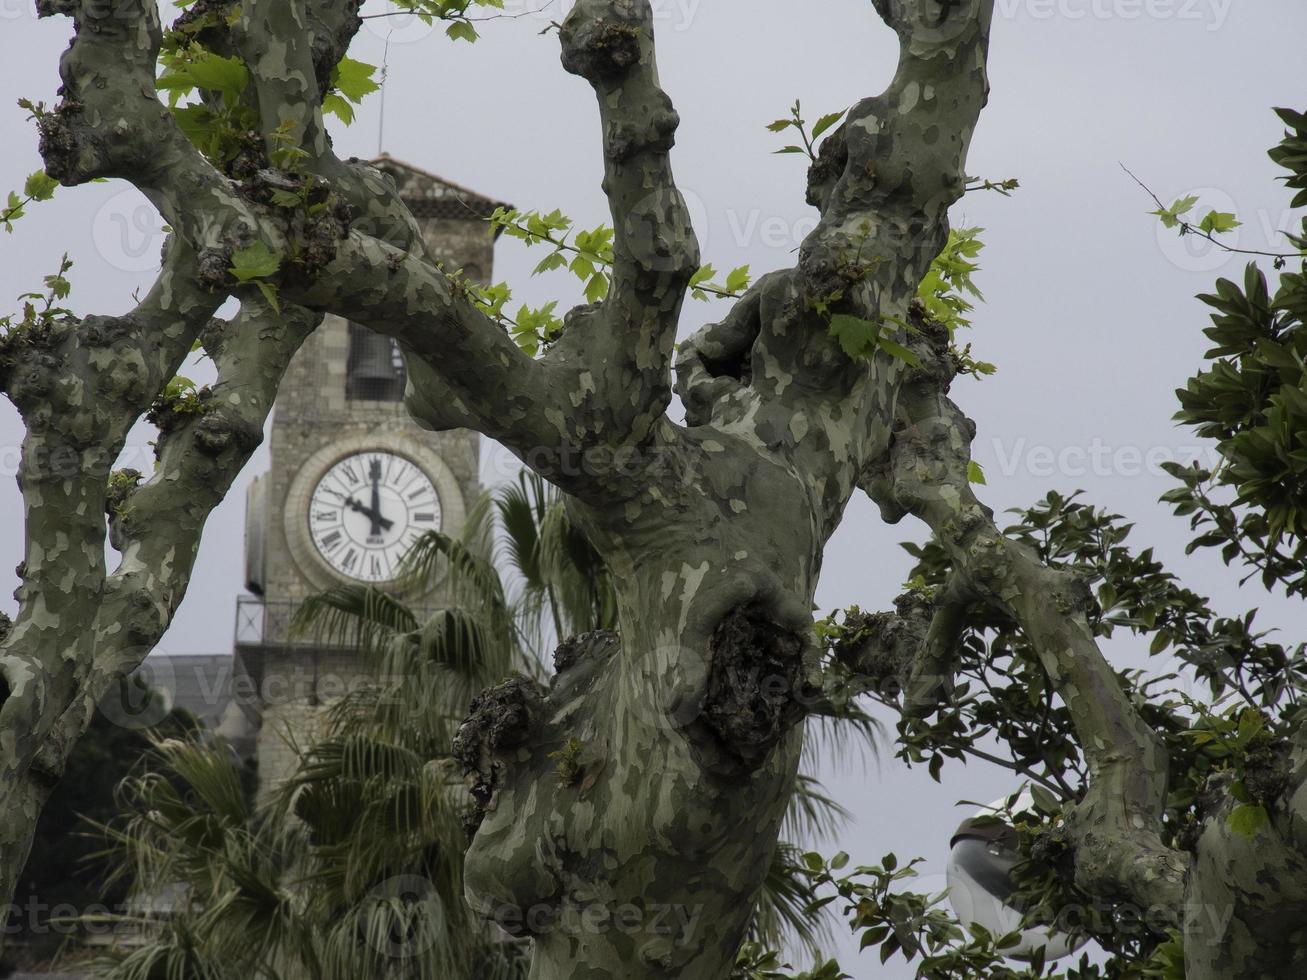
[0,243,222,919]
[547,0,700,445]
[863,317,1189,927]
[677,0,995,538]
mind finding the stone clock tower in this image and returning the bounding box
[230,157,508,789]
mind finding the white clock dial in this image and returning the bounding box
[307,450,443,583]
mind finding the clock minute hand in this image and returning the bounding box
[368,461,384,537]
[345,496,394,532]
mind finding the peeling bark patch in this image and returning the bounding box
[452,677,547,833]
[701,605,805,771]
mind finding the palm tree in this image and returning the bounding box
[91,472,872,978]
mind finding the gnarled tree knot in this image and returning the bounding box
[701,604,808,775]
[560,2,644,82]
[453,676,549,833]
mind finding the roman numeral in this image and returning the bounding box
[340,463,360,485]
[414,512,436,523]
[314,510,339,523]
[370,555,385,578]
[319,530,343,553]
[342,548,358,572]
[407,486,428,500]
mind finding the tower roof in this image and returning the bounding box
[369,154,511,222]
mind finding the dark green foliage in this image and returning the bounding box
[1162,108,1307,596]
[800,487,1300,976]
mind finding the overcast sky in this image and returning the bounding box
[3,1,1307,975]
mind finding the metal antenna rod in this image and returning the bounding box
[377,28,394,155]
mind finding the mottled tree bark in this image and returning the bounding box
[443,3,996,977]
[1,2,997,974]
[12,0,1302,977]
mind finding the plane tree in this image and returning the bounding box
[1,1,1303,978]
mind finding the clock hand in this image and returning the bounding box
[344,496,394,532]
[368,460,384,537]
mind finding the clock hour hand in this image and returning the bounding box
[344,496,394,532]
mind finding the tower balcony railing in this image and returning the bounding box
[234,595,439,649]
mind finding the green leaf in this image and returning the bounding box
[446,20,478,43]
[1198,210,1242,234]
[689,264,716,288]
[1151,194,1200,230]
[1228,803,1268,839]
[828,313,880,360]
[811,110,847,141]
[254,281,280,313]
[183,50,249,98]
[322,93,356,125]
[332,56,381,103]
[1028,782,1061,815]
[170,103,220,145]
[967,461,987,485]
[725,265,752,294]
[229,241,281,282]
[876,336,922,368]
[533,252,568,275]
[4,191,25,225]
[584,273,609,304]
[23,170,58,202]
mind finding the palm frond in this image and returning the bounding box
[91,914,233,980]
[398,529,509,617]
[535,494,617,635]
[495,473,547,589]
[749,840,833,957]
[782,773,851,844]
[292,585,421,649]
[800,703,882,777]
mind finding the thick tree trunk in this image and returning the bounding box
[1187,800,1307,977]
[459,425,825,979]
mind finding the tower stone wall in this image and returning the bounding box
[233,157,507,792]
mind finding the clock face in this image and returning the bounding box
[307,450,443,583]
